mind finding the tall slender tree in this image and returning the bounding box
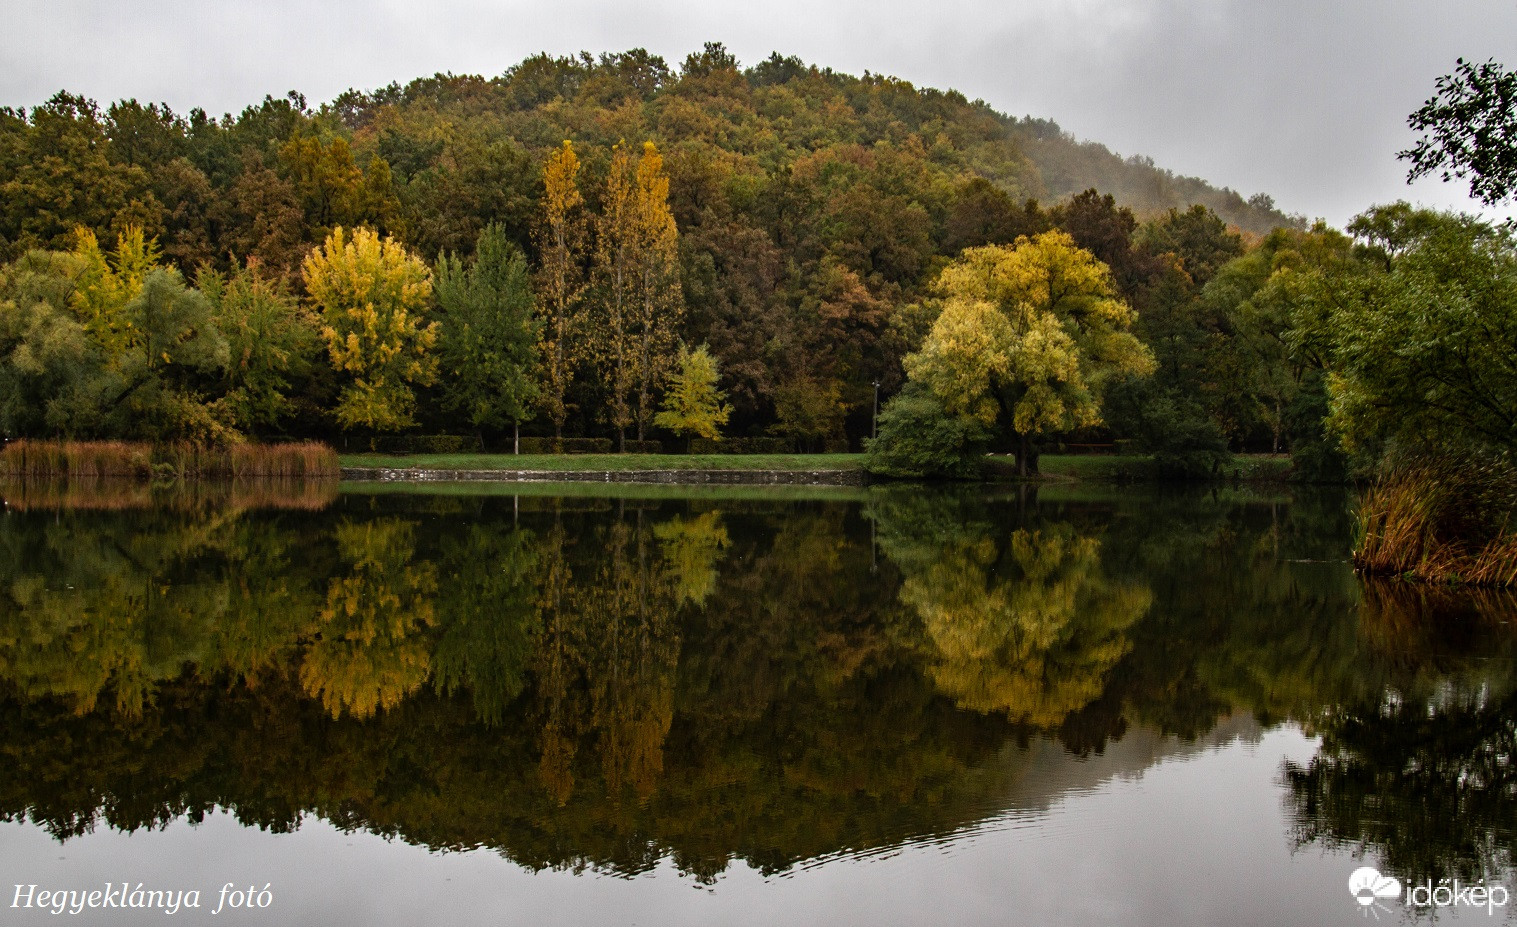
[594,142,637,448]
[533,141,587,440]
[631,141,683,442]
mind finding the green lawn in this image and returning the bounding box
[1032,453,1295,482]
[340,452,867,472]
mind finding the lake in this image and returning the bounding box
[0,480,1513,925]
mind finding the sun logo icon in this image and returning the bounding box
[1349,867,1403,919]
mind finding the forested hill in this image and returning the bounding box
[0,43,1295,278]
[0,42,1308,446]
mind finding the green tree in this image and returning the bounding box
[302,226,438,432]
[199,261,320,434]
[654,343,730,440]
[1321,206,1517,456]
[1401,58,1517,207]
[435,224,541,450]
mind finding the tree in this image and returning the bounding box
[654,343,730,440]
[302,226,438,432]
[631,142,684,442]
[199,261,320,434]
[533,141,588,439]
[1318,206,1517,456]
[879,231,1155,476]
[435,224,539,449]
[593,141,683,448]
[1401,58,1517,207]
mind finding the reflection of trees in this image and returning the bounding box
[1285,680,1517,886]
[0,508,324,716]
[872,490,1151,728]
[432,525,540,725]
[2,486,1515,887]
[301,520,437,719]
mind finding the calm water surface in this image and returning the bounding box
[0,481,1513,925]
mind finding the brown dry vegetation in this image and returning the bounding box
[1354,459,1517,588]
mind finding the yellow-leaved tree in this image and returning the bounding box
[303,226,438,432]
[533,141,589,440]
[593,141,683,449]
[874,230,1155,476]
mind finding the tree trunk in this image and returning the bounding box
[514,422,520,455]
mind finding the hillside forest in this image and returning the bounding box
[0,44,1511,493]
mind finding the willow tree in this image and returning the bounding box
[593,141,682,449]
[303,226,437,432]
[533,141,587,440]
[874,231,1155,476]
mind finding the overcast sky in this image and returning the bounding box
[4,0,1513,227]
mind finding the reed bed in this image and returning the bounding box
[0,440,340,481]
[0,440,152,479]
[1354,456,1517,587]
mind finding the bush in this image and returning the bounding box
[0,440,339,480]
[517,437,615,455]
[623,440,663,454]
[689,437,797,454]
[365,435,483,455]
[865,385,991,478]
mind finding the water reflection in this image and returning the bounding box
[0,483,1512,892]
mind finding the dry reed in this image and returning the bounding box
[1354,456,1517,587]
[0,439,340,481]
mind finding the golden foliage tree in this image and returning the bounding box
[302,226,438,432]
[593,141,683,449]
[533,141,588,439]
[904,230,1156,474]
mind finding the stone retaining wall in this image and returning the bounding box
[340,467,867,486]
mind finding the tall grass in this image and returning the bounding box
[1355,455,1517,587]
[0,440,152,479]
[0,440,340,481]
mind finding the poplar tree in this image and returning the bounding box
[631,142,683,442]
[595,142,637,449]
[593,141,682,450]
[533,141,587,440]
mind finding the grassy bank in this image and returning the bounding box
[339,451,1302,482]
[1011,453,1296,483]
[1,440,341,480]
[340,452,866,472]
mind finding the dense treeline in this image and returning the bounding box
[0,43,1305,449]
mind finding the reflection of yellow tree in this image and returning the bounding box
[528,515,684,805]
[301,520,436,719]
[653,510,729,607]
[896,524,1150,727]
[587,519,680,801]
[533,524,583,806]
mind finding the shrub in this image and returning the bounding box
[517,437,615,455]
[365,435,482,455]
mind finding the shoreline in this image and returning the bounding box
[339,466,868,486]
